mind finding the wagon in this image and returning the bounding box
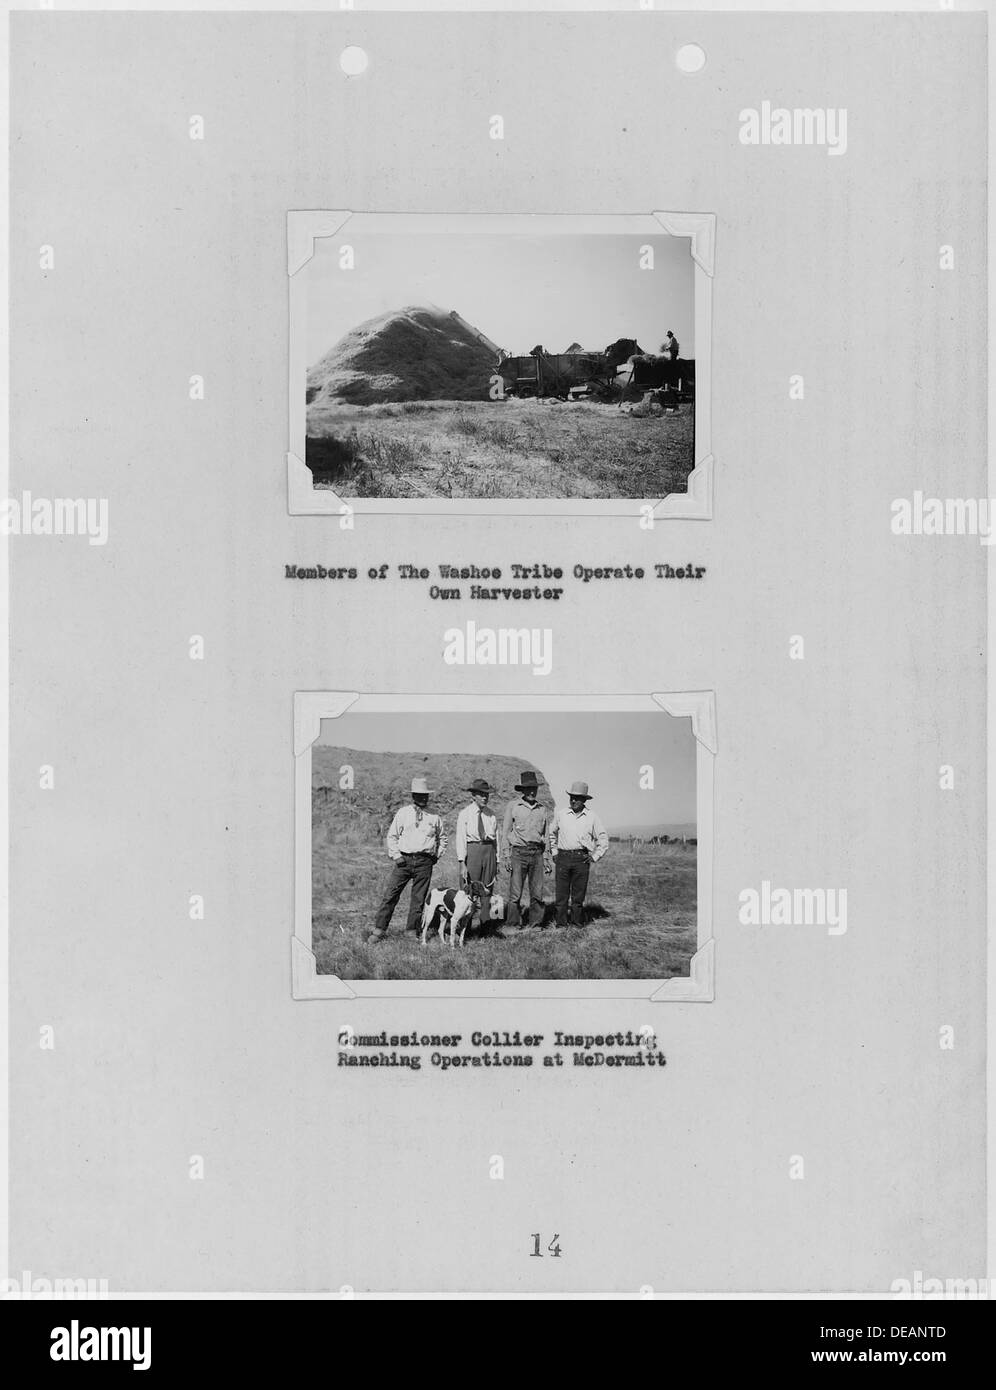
[496,347,618,402]
[495,343,695,407]
[626,355,695,404]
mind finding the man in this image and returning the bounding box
[659,331,681,414]
[550,781,609,928]
[501,771,552,930]
[367,777,447,942]
[456,778,501,929]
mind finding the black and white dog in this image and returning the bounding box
[420,881,507,946]
[420,886,479,948]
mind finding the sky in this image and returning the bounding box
[305,233,695,367]
[318,711,696,829]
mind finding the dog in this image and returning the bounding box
[464,880,506,935]
[420,886,480,948]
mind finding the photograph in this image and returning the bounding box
[309,708,698,981]
[298,227,697,501]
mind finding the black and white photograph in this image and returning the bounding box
[289,213,712,510]
[6,4,988,1317]
[305,707,701,983]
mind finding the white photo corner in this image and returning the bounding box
[286,211,714,518]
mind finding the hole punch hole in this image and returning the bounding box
[340,46,369,77]
[676,44,706,74]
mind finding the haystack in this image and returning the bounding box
[307,305,499,405]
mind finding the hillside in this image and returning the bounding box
[312,746,551,845]
[306,305,499,406]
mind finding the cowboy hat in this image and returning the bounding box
[465,778,493,795]
[566,781,592,800]
[410,777,433,795]
[515,771,540,792]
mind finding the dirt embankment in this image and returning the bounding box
[312,746,550,845]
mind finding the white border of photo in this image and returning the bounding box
[292,689,716,1000]
[286,211,714,517]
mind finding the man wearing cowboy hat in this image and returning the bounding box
[456,778,501,929]
[501,771,552,930]
[368,777,447,942]
[550,781,609,928]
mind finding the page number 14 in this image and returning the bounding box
[530,1234,562,1257]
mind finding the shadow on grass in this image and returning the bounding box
[306,431,427,495]
[524,900,610,926]
[305,432,366,486]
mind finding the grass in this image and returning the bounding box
[312,839,697,981]
[305,398,695,500]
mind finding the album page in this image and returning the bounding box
[5,4,988,1301]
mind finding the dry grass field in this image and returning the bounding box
[312,837,697,982]
[305,398,695,500]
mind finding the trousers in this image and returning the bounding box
[506,845,545,928]
[372,852,436,935]
[465,841,498,922]
[555,849,591,926]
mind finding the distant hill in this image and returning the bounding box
[612,823,697,840]
[307,305,499,406]
[313,746,551,844]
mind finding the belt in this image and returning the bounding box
[513,842,544,850]
[469,839,497,845]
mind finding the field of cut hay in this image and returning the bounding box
[305,398,695,500]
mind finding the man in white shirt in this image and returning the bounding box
[368,777,447,942]
[550,781,609,928]
[456,778,501,929]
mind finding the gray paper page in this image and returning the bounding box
[6,8,987,1295]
